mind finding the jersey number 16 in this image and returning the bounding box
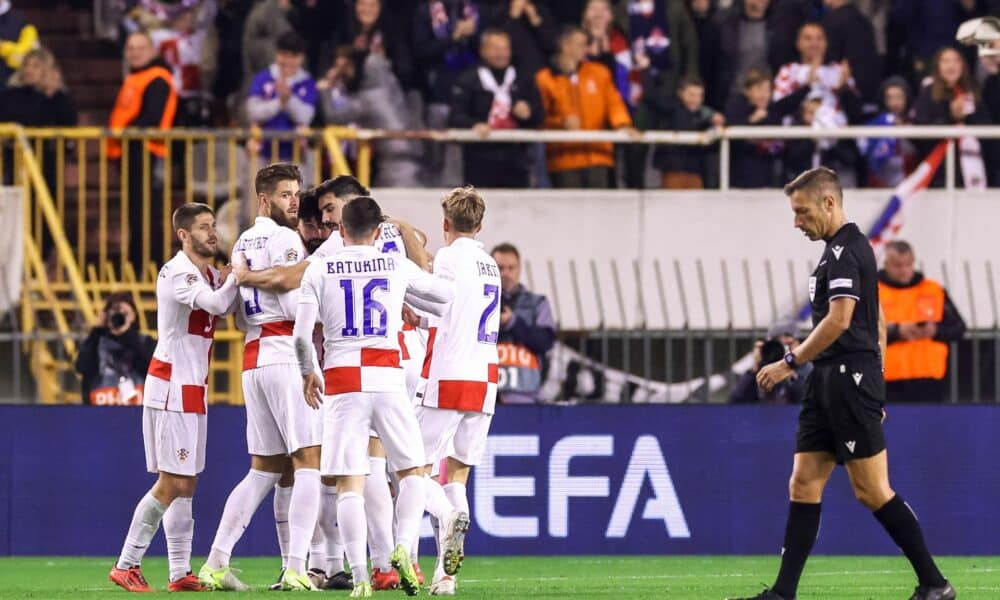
[340,278,388,337]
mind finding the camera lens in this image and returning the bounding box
[109,313,127,329]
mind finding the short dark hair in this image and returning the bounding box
[314,175,370,202]
[885,240,914,255]
[480,28,510,45]
[677,76,704,92]
[103,290,138,315]
[743,67,772,89]
[298,187,321,223]
[341,196,383,240]
[276,31,305,55]
[255,162,302,197]
[491,242,520,261]
[172,202,214,232]
[783,167,842,203]
[559,25,585,46]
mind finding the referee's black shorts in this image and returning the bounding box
[796,354,886,464]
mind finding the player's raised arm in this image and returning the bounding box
[387,217,432,271]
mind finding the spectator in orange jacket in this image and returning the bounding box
[535,25,635,188]
[109,31,178,275]
[879,240,966,403]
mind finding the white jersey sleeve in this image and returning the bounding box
[173,268,217,310]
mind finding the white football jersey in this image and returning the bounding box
[232,217,305,370]
[418,238,501,414]
[309,232,344,261]
[145,251,226,414]
[374,221,405,255]
[299,245,449,395]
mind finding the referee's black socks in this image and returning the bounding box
[772,501,821,598]
[873,494,947,588]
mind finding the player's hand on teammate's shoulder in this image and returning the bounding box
[231,252,249,284]
[302,372,324,410]
[756,359,794,393]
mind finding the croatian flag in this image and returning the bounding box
[796,140,948,320]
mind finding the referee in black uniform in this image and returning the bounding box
[729,168,955,600]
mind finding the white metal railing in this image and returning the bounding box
[354,124,1000,191]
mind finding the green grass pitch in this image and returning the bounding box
[1,556,997,599]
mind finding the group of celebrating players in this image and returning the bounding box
[108,163,498,597]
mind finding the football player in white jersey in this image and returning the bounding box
[416,187,501,595]
[293,196,453,598]
[199,163,323,592]
[109,203,239,593]
[233,176,431,589]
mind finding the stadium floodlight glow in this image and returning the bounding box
[957,17,1000,56]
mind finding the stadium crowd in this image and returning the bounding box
[9,0,1000,189]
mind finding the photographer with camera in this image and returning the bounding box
[730,318,813,404]
[75,292,157,406]
[492,242,557,404]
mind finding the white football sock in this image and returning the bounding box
[162,496,194,582]
[337,491,370,584]
[394,475,426,554]
[207,469,281,569]
[424,476,454,522]
[318,485,343,574]
[116,492,168,570]
[443,482,469,515]
[430,515,444,580]
[365,457,394,570]
[287,468,321,574]
[308,520,327,573]
[273,484,292,569]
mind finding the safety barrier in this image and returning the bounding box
[7,124,1000,404]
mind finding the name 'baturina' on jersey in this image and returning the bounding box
[809,222,881,363]
[144,252,223,415]
[233,217,306,370]
[419,238,502,415]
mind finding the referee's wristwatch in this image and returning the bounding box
[783,351,797,369]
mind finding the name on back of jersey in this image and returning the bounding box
[233,235,270,252]
[478,261,499,278]
[326,256,396,275]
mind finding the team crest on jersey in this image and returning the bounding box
[184,273,199,287]
[286,248,299,262]
[177,448,189,463]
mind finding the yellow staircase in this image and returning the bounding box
[12,125,363,404]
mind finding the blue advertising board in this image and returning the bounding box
[0,405,996,556]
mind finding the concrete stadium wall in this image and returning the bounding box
[1,405,997,556]
[374,189,1000,331]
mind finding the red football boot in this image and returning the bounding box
[167,572,206,592]
[414,563,425,586]
[371,567,401,590]
[109,565,155,593]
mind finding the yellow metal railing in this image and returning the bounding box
[11,125,370,404]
